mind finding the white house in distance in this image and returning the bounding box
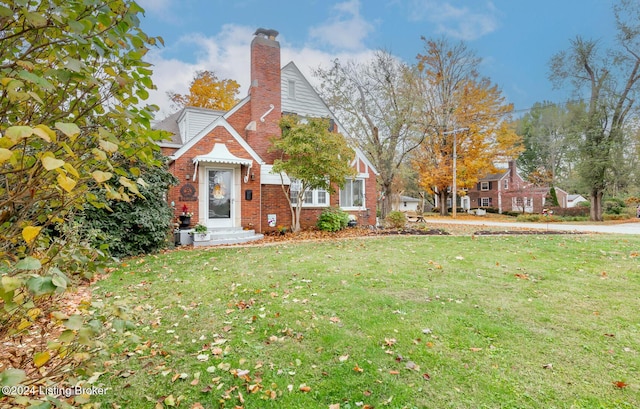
[567,194,588,208]
[393,195,420,212]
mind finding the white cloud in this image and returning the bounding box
[308,0,375,51]
[146,23,376,119]
[408,0,500,41]
[145,25,254,118]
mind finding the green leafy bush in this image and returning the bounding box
[78,155,177,258]
[317,207,349,232]
[386,211,407,229]
[603,198,626,215]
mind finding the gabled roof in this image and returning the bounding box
[282,61,379,176]
[155,110,182,146]
[478,170,509,182]
[169,114,264,165]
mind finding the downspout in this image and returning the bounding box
[259,181,262,233]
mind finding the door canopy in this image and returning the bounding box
[192,143,253,181]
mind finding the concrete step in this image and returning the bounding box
[192,228,263,247]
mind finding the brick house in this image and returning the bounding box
[466,161,568,213]
[156,29,378,245]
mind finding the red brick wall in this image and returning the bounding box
[249,34,281,164]
[167,127,261,229]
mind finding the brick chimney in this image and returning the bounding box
[508,160,517,183]
[248,28,281,163]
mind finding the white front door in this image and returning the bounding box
[207,168,234,228]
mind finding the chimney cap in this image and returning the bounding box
[254,28,279,40]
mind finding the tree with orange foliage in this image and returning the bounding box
[168,70,240,111]
[413,38,522,216]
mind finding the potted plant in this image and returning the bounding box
[179,204,193,228]
[193,223,209,241]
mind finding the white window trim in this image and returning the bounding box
[481,197,491,207]
[340,178,366,210]
[291,187,330,208]
[480,182,490,191]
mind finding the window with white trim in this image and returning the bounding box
[480,181,490,191]
[290,187,329,207]
[340,178,365,208]
[481,197,491,207]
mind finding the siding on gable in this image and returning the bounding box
[179,109,221,143]
[281,66,330,118]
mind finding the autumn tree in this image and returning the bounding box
[414,38,521,215]
[270,115,356,232]
[514,101,580,186]
[0,0,163,398]
[168,69,240,111]
[314,50,426,218]
[549,0,640,221]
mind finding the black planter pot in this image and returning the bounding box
[179,215,191,229]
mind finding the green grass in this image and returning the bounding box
[92,235,640,408]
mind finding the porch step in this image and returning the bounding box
[192,227,264,247]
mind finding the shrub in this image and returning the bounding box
[547,206,589,217]
[78,155,178,258]
[386,211,407,229]
[624,196,640,206]
[603,198,626,215]
[317,207,349,232]
[502,211,520,217]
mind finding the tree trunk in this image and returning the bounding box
[439,190,449,216]
[292,203,302,232]
[380,181,393,219]
[590,189,603,222]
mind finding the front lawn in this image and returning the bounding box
[92,234,640,408]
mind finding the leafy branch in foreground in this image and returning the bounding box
[0,0,166,405]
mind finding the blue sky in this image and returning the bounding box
[137,0,617,119]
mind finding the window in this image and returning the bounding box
[481,197,492,207]
[340,178,365,208]
[480,181,490,191]
[288,80,296,100]
[503,179,509,190]
[290,187,328,207]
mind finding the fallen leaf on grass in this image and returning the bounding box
[405,361,419,371]
[389,370,400,375]
[299,384,311,392]
[613,381,628,389]
[338,354,349,362]
[353,365,364,373]
[470,348,482,352]
[422,373,431,381]
[329,404,340,409]
[542,363,553,370]
[329,316,341,323]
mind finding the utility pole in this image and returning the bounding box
[443,128,469,218]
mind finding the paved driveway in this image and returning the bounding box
[424,218,640,235]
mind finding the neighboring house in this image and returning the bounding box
[467,161,568,213]
[567,194,588,208]
[157,29,378,244]
[393,195,420,212]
